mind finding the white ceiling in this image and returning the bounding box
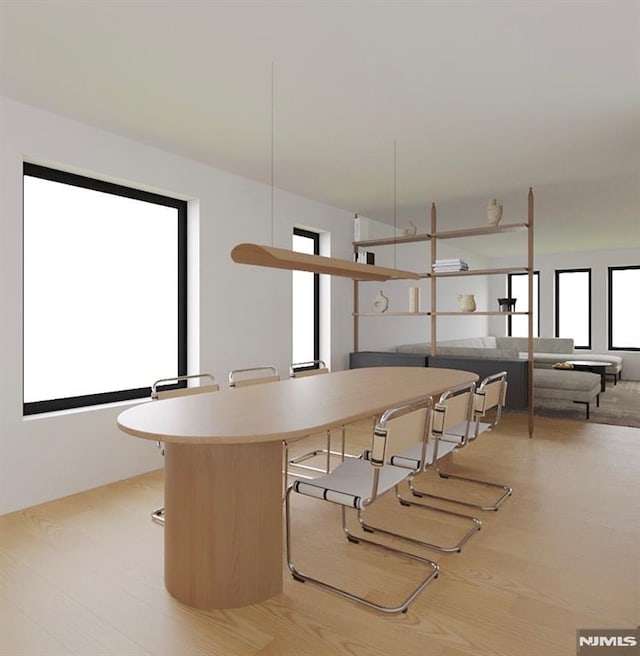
[1,1,639,255]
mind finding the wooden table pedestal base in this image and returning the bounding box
[164,441,283,609]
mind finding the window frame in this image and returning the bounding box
[608,265,640,351]
[291,227,320,372]
[22,162,188,415]
[554,268,592,350]
[507,271,540,338]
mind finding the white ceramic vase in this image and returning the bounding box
[403,220,418,237]
[487,198,503,226]
[409,287,420,313]
[373,289,389,313]
[457,293,476,312]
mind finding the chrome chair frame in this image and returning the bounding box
[228,365,280,388]
[409,372,512,512]
[150,372,219,525]
[361,382,482,553]
[287,360,357,477]
[285,396,440,614]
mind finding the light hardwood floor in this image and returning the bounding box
[1,415,638,656]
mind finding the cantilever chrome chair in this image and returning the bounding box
[408,372,512,512]
[150,373,219,525]
[285,395,440,614]
[228,365,280,388]
[287,360,357,477]
[362,381,482,553]
[228,365,296,495]
[289,359,329,378]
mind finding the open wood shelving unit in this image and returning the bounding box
[353,188,535,437]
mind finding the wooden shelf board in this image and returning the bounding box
[354,233,430,248]
[433,311,529,316]
[430,266,529,278]
[431,223,528,240]
[354,312,430,317]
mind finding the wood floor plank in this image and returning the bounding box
[0,594,74,656]
[0,413,638,656]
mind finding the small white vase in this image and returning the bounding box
[403,221,418,237]
[457,293,476,312]
[409,287,420,313]
[487,199,503,226]
[372,289,389,313]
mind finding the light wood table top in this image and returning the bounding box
[116,366,478,610]
[117,366,478,445]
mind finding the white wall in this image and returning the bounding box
[0,97,354,514]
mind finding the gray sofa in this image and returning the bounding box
[395,336,623,383]
[350,346,603,418]
[349,351,528,410]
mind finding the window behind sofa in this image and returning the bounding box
[507,271,539,338]
[608,265,640,350]
[555,268,591,349]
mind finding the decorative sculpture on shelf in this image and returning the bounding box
[373,289,389,313]
[487,199,503,226]
[457,294,476,312]
[409,287,420,313]
[403,221,418,237]
[497,297,517,312]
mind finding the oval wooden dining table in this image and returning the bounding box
[117,366,477,609]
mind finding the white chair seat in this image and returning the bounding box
[438,420,493,445]
[390,439,457,470]
[292,458,410,510]
[285,395,441,614]
[408,372,512,512]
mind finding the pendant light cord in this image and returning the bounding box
[393,140,397,269]
[270,61,274,247]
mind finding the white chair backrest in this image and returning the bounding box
[151,373,219,400]
[432,381,476,446]
[474,371,508,425]
[229,366,280,388]
[373,396,434,473]
[290,360,329,378]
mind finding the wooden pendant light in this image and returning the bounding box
[231,243,419,281]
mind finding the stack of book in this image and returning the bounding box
[432,258,469,272]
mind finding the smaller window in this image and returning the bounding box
[292,228,320,369]
[608,266,640,351]
[507,272,539,338]
[555,269,591,349]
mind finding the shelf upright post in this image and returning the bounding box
[527,188,535,438]
[353,242,359,352]
[430,202,437,357]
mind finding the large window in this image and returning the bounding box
[608,266,640,350]
[507,272,539,337]
[555,268,591,349]
[23,163,187,415]
[291,228,320,369]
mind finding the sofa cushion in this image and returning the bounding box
[496,336,575,353]
[438,337,497,349]
[436,346,518,359]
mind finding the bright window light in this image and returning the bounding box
[609,266,640,350]
[292,229,319,366]
[23,164,187,414]
[556,269,591,348]
[507,272,539,338]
